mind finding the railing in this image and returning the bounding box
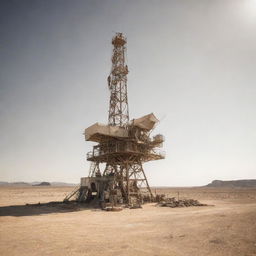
[87,146,165,160]
[151,148,166,158]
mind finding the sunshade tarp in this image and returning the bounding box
[133,113,158,131]
[84,123,128,142]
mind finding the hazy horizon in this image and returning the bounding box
[1,0,256,186]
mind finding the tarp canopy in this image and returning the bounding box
[84,123,128,142]
[133,113,158,131]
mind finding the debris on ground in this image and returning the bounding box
[156,197,208,208]
[103,206,123,212]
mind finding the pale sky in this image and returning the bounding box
[1,0,256,186]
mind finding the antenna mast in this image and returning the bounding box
[108,33,129,127]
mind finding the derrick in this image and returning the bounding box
[64,33,165,208]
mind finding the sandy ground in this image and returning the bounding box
[0,186,256,256]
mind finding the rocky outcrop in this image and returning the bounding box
[206,179,256,188]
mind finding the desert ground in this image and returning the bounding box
[0,186,255,256]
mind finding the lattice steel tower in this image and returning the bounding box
[64,33,165,208]
[108,33,129,127]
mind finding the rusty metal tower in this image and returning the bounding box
[108,33,129,127]
[64,33,165,208]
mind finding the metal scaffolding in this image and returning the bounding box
[64,33,165,208]
[108,33,129,127]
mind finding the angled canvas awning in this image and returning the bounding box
[133,113,159,131]
[84,123,128,142]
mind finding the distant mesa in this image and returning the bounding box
[206,179,256,188]
[0,181,9,186]
[0,182,30,186]
[0,181,78,187]
[13,182,30,186]
[33,182,51,186]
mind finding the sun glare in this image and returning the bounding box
[243,0,256,24]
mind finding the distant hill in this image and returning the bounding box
[0,181,9,186]
[13,182,31,186]
[206,179,256,188]
[33,182,51,186]
[0,182,31,186]
[0,181,77,187]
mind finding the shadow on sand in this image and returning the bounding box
[0,201,100,217]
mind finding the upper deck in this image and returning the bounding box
[86,140,165,163]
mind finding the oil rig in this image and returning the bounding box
[64,33,165,208]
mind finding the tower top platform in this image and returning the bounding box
[112,32,127,46]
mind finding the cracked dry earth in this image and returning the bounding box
[0,186,256,256]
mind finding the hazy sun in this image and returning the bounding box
[243,0,256,23]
